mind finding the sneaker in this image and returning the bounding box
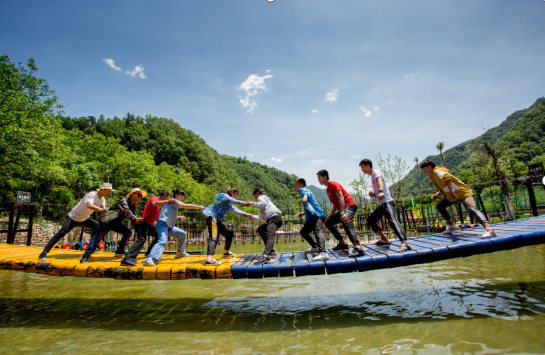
[443,225,460,235]
[206,259,222,265]
[114,250,126,256]
[80,256,89,264]
[269,249,277,257]
[38,252,48,261]
[348,247,365,257]
[304,246,319,253]
[333,243,349,251]
[143,257,156,267]
[120,259,136,266]
[254,254,272,264]
[223,251,236,256]
[312,252,330,261]
[481,229,497,239]
[175,251,190,259]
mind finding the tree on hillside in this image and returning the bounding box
[483,142,515,220]
[0,54,67,201]
[414,156,426,224]
[349,172,371,214]
[436,142,446,167]
[376,151,409,206]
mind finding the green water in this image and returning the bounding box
[1,241,544,354]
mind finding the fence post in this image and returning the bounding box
[526,178,538,217]
[476,194,489,221]
[26,204,35,246]
[456,203,464,224]
[7,202,15,244]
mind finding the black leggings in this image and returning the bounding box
[367,201,407,242]
[300,214,326,252]
[42,216,98,254]
[325,205,359,245]
[257,214,283,255]
[206,217,234,255]
[123,222,158,261]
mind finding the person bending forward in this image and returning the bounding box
[360,159,411,252]
[202,187,250,265]
[246,188,283,264]
[295,178,329,261]
[143,189,204,266]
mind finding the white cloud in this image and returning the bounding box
[359,106,379,117]
[103,58,121,71]
[266,69,272,73]
[248,154,254,158]
[126,65,146,79]
[351,155,361,159]
[311,110,319,113]
[238,73,273,113]
[271,157,283,162]
[404,74,415,82]
[309,159,330,164]
[325,89,338,103]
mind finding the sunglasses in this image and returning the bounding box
[136,194,143,198]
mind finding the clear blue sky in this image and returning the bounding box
[2,0,544,190]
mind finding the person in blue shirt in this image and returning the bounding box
[202,187,251,265]
[295,178,330,261]
[143,189,204,267]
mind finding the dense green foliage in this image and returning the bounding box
[0,56,299,204]
[397,98,545,196]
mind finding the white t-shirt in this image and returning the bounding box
[68,191,105,222]
[371,170,394,205]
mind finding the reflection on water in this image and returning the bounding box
[0,243,544,354]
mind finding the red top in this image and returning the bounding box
[326,181,356,210]
[141,196,161,225]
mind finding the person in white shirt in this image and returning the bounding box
[359,159,411,252]
[246,188,283,264]
[39,183,114,260]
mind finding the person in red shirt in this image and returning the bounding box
[317,169,365,257]
[121,190,178,266]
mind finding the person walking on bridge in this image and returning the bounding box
[359,159,412,252]
[80,188,146,263]
[420,159,497,239]
[38,183,114,261]
[317,170,365,257]
[202,187,250,265]
[143,189,204,267]
[246,188,283,264]
[295,178,329,261]
[120,190,178,266]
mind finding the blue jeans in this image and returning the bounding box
[148,225,187,261]
[84,220,132,257]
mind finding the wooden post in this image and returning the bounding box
[456,203,464,224]
[7,202,15,244]
[476,194,489,221]
[12,208,22,244]
[526,178,538,217]
[26,204,35,246]
[401,205,407,231]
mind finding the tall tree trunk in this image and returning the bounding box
[484,143,515,221]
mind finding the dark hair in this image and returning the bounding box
[172,189,186,197]
[419,159,436,169]
[158,190,169,197]
[359,159,372,168]
[253,187,265,195]
[316,169,329,180]
[225,187,239,196]
[296,178,306,187]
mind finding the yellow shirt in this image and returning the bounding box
[429,167,473,203]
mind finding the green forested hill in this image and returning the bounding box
[397,97,545,195]
[59,113,299,201]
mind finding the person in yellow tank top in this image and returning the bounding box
[419,159,497,239]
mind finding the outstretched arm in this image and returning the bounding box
[229,205,248,216]
[178,202,204,210]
